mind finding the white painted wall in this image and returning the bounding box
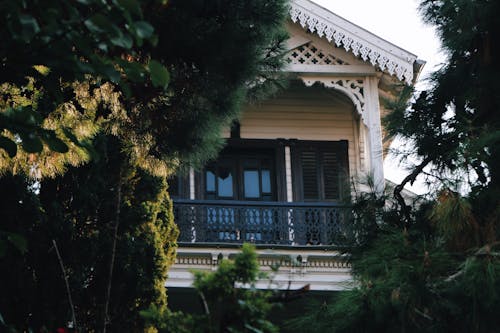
[239,82,362,178]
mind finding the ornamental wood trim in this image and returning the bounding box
[290,0,417,83]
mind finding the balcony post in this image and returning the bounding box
[364,75,385,193]
[189,167,195,199]
[284,145,293,203]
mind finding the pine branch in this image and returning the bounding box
[394,155,433,223]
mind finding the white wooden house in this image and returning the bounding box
[166,0,424,293]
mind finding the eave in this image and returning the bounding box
[290,0,421,84]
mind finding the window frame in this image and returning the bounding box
[196,139,286,201]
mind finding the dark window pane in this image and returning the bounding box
[206,170,215,192]
[261,169,271,193]
[244,170,260,198]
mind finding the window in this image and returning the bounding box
[205,158,236,199]
[202,149,277,201]
[199,143,281,242]
[292,140,349,201]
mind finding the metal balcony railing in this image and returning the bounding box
[173,199,353,246]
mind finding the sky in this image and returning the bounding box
[311,0,447,193]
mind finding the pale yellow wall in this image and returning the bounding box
[226,82,362,176]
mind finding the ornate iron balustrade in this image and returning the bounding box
[173,199,353,246]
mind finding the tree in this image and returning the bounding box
[0,135,178,332]
[0,0,289,331]
[291,1,500,332]
[142,244,279,333]
[0,0,170,157]
[0,0,288,168]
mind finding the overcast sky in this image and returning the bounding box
[311,0,446,193]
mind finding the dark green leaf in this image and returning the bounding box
[119,60,146,82]
[103,66,121,84]
[149,34,159,47]
[97,42,109,53]
[134,21,154,39]
[110,32,133,49]
[76,60,95,74]
[93,60,121,83]
[149,60,170,89]
[19,14,40,41]
[84,14,109,34]
[0,136,17,157]
[119,81,132,98]
[115,0,142,17]
[7,233,27,254]
[244,324,263,333]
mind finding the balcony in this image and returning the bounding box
[173,199,353,247]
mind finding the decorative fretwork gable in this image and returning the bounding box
[289,0,419,84]
[287,43,350,66]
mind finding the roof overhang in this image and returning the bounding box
[289,0,421,84]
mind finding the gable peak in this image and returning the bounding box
[289,0,420,84]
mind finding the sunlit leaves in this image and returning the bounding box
[1,0,165,158]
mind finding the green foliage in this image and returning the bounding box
[294,3,500,330]
[0,0,170,156]
[0,0,289,331]
[0,134,178,332]
[144,244,278,333]
[385,0,500,194]
[141,0,289,168]
[290,193,500,333]
[141,305,201,333]
[1,0,289,175]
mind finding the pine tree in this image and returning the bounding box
[291,1,500,332]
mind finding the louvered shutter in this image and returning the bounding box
[300,150,319,199]
[293,141,348,201]
[322,150,340,200]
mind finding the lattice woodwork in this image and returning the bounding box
[287,43,349,65]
